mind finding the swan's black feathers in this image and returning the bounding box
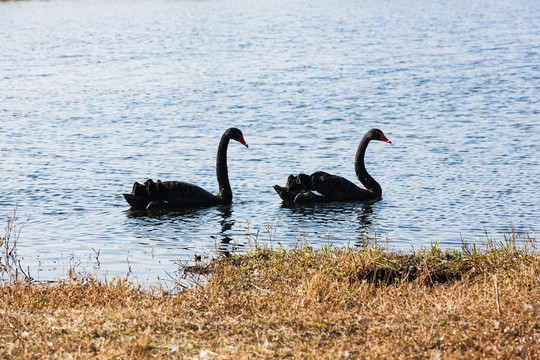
[123,179,221,209]
[310,171,371,201]
[273,128,391,204]
[122,127,247,210]
[273,172,370,204]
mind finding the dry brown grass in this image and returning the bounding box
[1,233,539,359]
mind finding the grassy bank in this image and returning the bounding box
[1,232,538,359]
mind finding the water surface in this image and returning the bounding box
[1,0,539,283]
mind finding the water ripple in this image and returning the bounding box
[0,0,538,283]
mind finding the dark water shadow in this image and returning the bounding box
[277,199,380,246]
[125,205,215,220]
[211,204,240,257]
[352,200,379,247]
[124,204,239,256]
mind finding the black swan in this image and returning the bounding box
[123,128,248,210]
[273,128,391,204]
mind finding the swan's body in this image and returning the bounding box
[123,128,248,210]
[273,128,391,204]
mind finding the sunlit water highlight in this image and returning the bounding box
[1,0,539,283]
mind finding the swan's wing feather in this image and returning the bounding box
[273,171,374,203]
[124,179,218,209]
[273,185,299,202]
[122,193,150,209]
[310,172,367,200]
[274,173,314,203]
[149,180,219,203]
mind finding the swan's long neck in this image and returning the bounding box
[355,135,382,196]
[216,134,232,202]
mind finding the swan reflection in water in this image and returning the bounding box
[211,205,242,257]
[125,204,241,257]
[279,200,379,247]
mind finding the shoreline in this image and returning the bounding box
[1,233,538,358]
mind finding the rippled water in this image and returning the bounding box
[1,0,539,283]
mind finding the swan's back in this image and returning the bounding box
[310,171,373,201]
[123,179,220,209]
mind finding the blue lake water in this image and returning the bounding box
[1,0,539,284]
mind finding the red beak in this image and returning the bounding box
[380,133,392,144]
[238,136,249,148]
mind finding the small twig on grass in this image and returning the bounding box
[1,206,32,283]
[493,274,502,316]
[250,283,271,293]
